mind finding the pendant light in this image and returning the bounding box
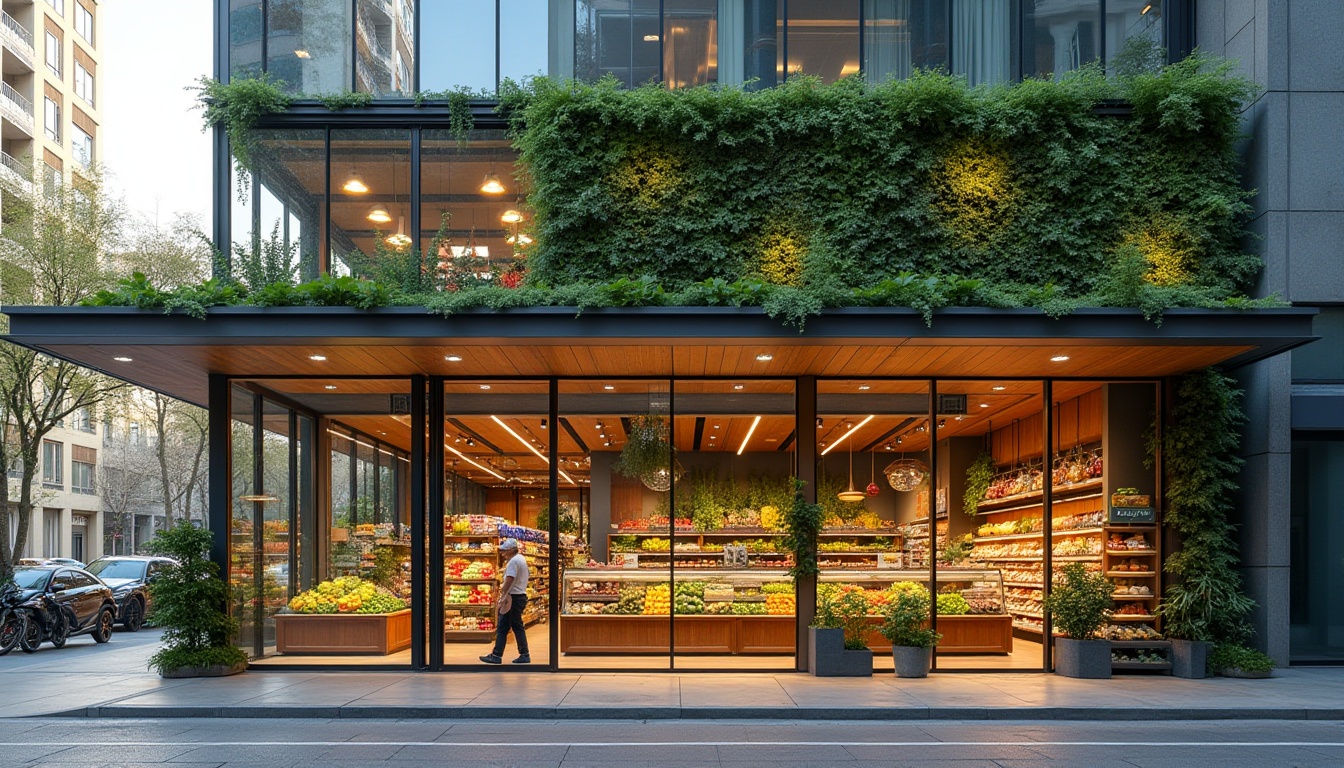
[342,168,369,194]
[885,451,929,492]
[837,438,867,503]
[866,451,880,496]
[386,217,412,249]
[501,209,523,224]
[366,205,392,224]
[480,173,505,194]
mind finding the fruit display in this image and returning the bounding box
[704,584,735,602]
[446,615,495,632]
[602,586,647,615]
[730,601,767,615]
[287,576,407,614]
[761,582,794,595]
[640,538,671,552]
[565,601,605,615]
[674,582,706,614]
[936,592,970,615]
[705,601,735,614]
[447,558,496,581]
[569,580,621,596]
[642,584,671,615]
[765,593,796,615]
[446,585,493,606]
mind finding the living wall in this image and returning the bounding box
[514,56,1260,299]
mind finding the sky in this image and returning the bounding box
[101,0,213,230]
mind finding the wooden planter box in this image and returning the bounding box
[863,614,1014,654]
[274,610,412,655]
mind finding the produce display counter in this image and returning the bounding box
[274,609,412,655]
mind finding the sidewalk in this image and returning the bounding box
[5,638,1343,721]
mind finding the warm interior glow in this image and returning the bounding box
[501,209,523,224]
[342,176,369,194]
[446,442,506,480]
[820,414,874,455]
[490,415,575,484]
[367,206,392,224]
[480,174,505,194]
[736,415,762,456]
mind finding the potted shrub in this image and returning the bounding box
[809,587,873,677]
[878,582,940,678]
[1043,562,1114,679]
[1208,643,1276,679]
[145,522,248,678]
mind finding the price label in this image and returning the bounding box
[1108,506,1156,524]
[877,553,903,570]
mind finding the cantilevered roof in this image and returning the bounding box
[3,306,1317,408]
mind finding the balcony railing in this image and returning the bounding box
[0,150,32,190]
[1,11,35,69]
[0,81,33,134]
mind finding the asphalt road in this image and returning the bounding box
[0,626,164,672]
[0,718,1341,767]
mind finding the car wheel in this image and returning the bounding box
[49,609,69,649]
[19,613,40,653]
[122,598,144,632]
[92,608,114,643]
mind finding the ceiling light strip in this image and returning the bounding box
[737,415,762,456]
[491,414,576,484]
[820,414,875,456]
[445,442,506,480]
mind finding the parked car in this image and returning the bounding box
[17,557,87,569]
[85,556,177,632]
[12,566,116,648]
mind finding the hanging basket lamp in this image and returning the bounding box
[640,459,684,493]
[884,457,929,492]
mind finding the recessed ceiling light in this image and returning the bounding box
[858,385,871,391]
[112,356,132,363]
[713,424,720,430]
[603,385,615,390]
[755,353,773,362]
[992,386,1006,391]
[324,385,338,390]
[980,403,990,408]
[308,354,327,361]
[1051,355,1071,362]
[445,355,462,362]
[479,384,491,390]
[733,384,744,390]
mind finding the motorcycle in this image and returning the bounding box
[0,583,27,656]
[19,593,68,653]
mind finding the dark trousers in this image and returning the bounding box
[491,593,529,656]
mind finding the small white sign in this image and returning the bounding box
[877,553,903,570]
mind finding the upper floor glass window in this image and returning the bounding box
[75,61,94,106]
[75,3,94,45]
[45,31,62,77]
[72,125,93,167]
[44,97,61,143]
[48,0,64,16]
[42,440,63,486]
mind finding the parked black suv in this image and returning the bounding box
[12,566,117,647]
[85,557,177,632]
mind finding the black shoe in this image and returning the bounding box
[512,654,531,664]
[479,654,502,664]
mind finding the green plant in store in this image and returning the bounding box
[144,521,247,676]
[963,452,996,516]
[1157,368,1257,643]
[613,414,676,490]
[535,504,578,535]
[1042,562,1114,640]
[784,479,823,580]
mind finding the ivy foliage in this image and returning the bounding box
[784,479,824,580]
[513,58,1260,299]
[1157,368,1257,643]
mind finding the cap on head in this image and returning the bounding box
[499,538,520,552]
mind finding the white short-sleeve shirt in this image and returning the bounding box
[503,552,529,595]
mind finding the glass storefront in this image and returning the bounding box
[1291,436,1344,663]
[226,372,1165,674]
[226,0,1179,96]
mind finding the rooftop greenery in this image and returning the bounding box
[92,55,1277,329]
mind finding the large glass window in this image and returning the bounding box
[864,0,949,84]
[329,129,411,277]
[75,2,94,44]
[1291,436,1344,663]
[267,0,353,94]
[420,129,523,277]
[72,126,94,168]
[1293,309,1344,382]
[1105,0,1163,72]
[355,0,412,96]
[233,129,326,280]
[952,0,1013,86]
[1024,0,1100,80]
[41,440,63,486]
[662,0,717,88]
[44,98,61,144]
[576,0,662,87]
[45,31,61,77]
[423,0,496,92]
[786,0,858,82]
[74,62,95,107]
[230,0,265,78]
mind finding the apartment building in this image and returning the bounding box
[1,0,100,191]
[1,0,102,563]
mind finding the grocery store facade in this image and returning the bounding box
[7,0,1337,674]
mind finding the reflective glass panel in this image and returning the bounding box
[951,0,1013,86]
[1105,0,1164,74]
[355,0,414,96]
[422,0,497,92]
[663,0,717,88]
[421,129,524,279]
[1291,437,1344,663]
[576,0,661,87]
[786,0,858,82]
[229,0,265,78]
[329,129,412,278]
[267,0,353,94]
[501,0,552,86]
[1024,0,1101,80]
[864,0,949,84]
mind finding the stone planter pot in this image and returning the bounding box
[1219,667,1273,679]
[891,645,932,678]
[161,660,248,679]
[1054,637,1111,679]
[808,627,872,677]
[1170,639,1210,679]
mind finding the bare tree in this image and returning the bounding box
[112,212,212,290]
[98,431,157,556]
[152,393,209,526]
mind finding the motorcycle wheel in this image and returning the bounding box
[48,608,69,649]
[19,612,40,653]
[0,612,24,655]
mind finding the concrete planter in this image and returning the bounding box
[891,645,932,678]
[808,627,872,677]
[1054,637,1111,679]
[161,660,248,679]
[1219,667,1273,679]
[1170,639,1210,679]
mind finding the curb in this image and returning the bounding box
[49,705,1344,721]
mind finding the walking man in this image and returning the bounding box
[480,538,530,664]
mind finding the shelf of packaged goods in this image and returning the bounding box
[445,603,494,610]
[444,550,498,557]
[973,527,1105,543]
[976,479,1105,512]
[568,594,620,602]
[1008,609,1044,619]
[1106,570,1157,577]
[443,578,497,585]
[1109,614,1158,621]
[1105,549,1158,556]
[1112,593,1156,600]
[1003,582,1043,589]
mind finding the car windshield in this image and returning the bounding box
[12,569,50,590]
[86,560,146,580]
